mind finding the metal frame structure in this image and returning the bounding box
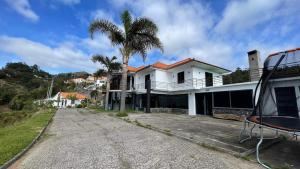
[240,117,300,168]
[240,49,300,168]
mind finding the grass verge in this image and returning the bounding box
[116,111,128,117]
[0,108,55,166]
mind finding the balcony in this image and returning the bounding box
[135,77,223,92]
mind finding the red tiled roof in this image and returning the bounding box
[128,58,230,73]
[152,62,168,69]
[127,66,145,72]
[60,92,87,100]
[167,58,193,69]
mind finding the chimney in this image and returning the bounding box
[248,50,262,81]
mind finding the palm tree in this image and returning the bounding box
[89,10,163,112]
[92,55,121,110]
[93,69,106,82]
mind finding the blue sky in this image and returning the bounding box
[0,0,299,74]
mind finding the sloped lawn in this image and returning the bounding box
[0,108,55,166]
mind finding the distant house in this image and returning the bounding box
[95,76,107,88]
[71,78,85,84]
[52,92,87,108]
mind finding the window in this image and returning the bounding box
[213,91,230,107]
[145,74,150,89]
[205,72,213,87]
[177,71,184,84]
[230,90,253,108]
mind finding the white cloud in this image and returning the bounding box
[109,0,235,69]
[55,0,81,5]
[91,10,114,21]
[5,0,39,22]
[0,35,97,72]
[107,0,300,70]
[215,0,298,34]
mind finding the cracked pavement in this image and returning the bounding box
[10,109,261,169]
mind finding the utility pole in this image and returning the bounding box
[46,76,55,100]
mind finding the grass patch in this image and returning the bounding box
[274,164,290,169]
[0,108,55,166]
[123,118,132,123]
[199,143,222,152]
[241,155,251,161]
[134,120,152,129]
[116,111,128,117]
[87,105,106,113]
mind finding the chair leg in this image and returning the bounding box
[256,126,271,169]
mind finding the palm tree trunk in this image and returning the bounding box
[105,74,111,110]
[120,63,128,112]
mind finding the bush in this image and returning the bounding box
[76,104,83,108]
[9,95,26,110]
[9,94,34,111]
[81,99,88,108]
[0,87,17,105]
[116,111,128,117]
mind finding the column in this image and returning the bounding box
[188,92,196,115]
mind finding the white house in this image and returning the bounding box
[105,48,300,121]
[51,92,87,108]
[95,76,107,88]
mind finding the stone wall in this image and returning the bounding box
[212,107,253,121]
[149,108,188,114]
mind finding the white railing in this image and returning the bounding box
[134,77,224,91]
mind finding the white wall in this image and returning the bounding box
[134,62,225,91]
[134,69,155,90]
[262,77,300,117]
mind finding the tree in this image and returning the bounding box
[90,90,98,101]
[93,69,106,81]
[223,68,250,84]
[92,55,121,110]
[89,10,163,112]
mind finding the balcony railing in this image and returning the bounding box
[110,68,264,91]
[135,77,222,91]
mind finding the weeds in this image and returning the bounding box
[116,111,128,117]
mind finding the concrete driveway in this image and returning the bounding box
[10,109,260,169]
[127,113,300,168]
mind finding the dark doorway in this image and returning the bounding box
[274,87,298,117]
[205,72,213,87]
[145,74,150,89]
[196,93,212,115]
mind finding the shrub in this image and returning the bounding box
[116,111,128,117]
[76,104,83,108]
[8,94,35,111]
[0,87,16,105]
[81,99,87,108]
[9,95,26,110]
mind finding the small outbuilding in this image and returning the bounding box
[52,92,87,108]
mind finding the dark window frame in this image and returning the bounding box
[213,91,230,108]
[230,90,253,108]
[177,71,185,84]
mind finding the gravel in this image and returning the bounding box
[10,109,261,169]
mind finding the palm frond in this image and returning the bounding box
[94,69,106,77]
[89,19,125,45]
[91,55,107,65]
[130,18,158,35]
[92,54,121,72]
[121,10,132,36]
[109,62,122,72]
